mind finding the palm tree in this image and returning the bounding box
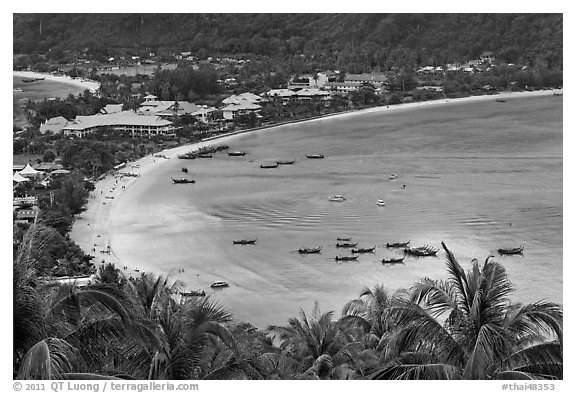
[119,280,242,380]
[372,242,563,380]
[15,280,138,379]
[341,285,406,350]
[267,302,359,379]
[14,225,154,379]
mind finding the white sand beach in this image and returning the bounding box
[70,89,561,278]
[13,70,100,93]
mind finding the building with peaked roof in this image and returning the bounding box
[34,162,64,172]
[19,163,43,178]
[294,88,331,101]
[39,116,68,135]
[222,92,262,105]
[324,82,362,93]
[138,99,218,123]
[263,89,298,102]
[344,73,388,85]
[100,104,124,114]
[62,111,177,138]
[221,102,262,120]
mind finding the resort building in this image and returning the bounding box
[344,73,389,87]
[221,102,262,120]
[39,116,68,135]
[62,111,177,138]
[262,89,298,103]
[138,96,217,123]
[294,88,331,101]
[222,92,262,105]
[100,104,124,114]
[323,81,363,93]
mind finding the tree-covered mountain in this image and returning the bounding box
[13,14,562,70]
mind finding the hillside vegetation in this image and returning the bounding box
[13,14,563,70]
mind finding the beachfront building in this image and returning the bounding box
[138,97,217,123]
[344,73,389,87]
[222,92,262,105]
[221,102,262,120]
[324,81,363,93]
[39,116,68,135]
[294,88,332,101]
[262,89,298,103]
[63,111,177,138]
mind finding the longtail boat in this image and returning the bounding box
[387,241,410,248]
[233,239,257,245]
[404,245,439,257]
[260,163,279,169]
[306,154,324,159]
[381,256,405,264]
[228,151,246,156]
[277,160,295,165]
[336,242,358,248]
[198,154,212,158]
[351,246,376,253]
[180,290,206,297]
[298,246,322,254]
[171,177,195,184]
[498,246,524,255]
[335,255,359,262]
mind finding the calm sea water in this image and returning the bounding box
[110,95,563,328]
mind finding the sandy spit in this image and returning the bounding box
[13,71,100,93]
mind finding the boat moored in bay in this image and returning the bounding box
[498,246,524,255]
[335,255,359,262]
[351,246,376,253]
[404,245,439,257]
[329,195,346,202]
[298,246,322,254]
[336,242,358,248]
[387,241,410,248]
[171,177,195,184]
[211,281,229,288]
[381,256,405,264]
[260,163,279,169]
[233,239,257,245]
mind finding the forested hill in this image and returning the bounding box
[13,14,563,69]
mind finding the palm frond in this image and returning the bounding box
[371,362,462,380]
[17,338,78,380]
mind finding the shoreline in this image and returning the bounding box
[13,70,100,93]
[70,88,562,278]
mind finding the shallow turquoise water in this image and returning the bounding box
[111,95,563,328]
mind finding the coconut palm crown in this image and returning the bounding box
[373,242,562,380]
